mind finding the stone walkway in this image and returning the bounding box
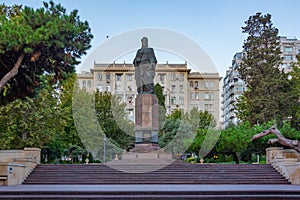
[1,184,300,192]
[1,184,300,199]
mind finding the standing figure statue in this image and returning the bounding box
[133,37,157,94]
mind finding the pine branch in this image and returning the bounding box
[0,52,24,92]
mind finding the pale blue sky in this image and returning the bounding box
[5,0,300,76]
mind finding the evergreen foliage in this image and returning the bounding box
[0,1,93,103]
[94,91,135,150]
[237,12,297,125]
[154,83,166,130]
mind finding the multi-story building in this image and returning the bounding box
[222,36,300,128]
[222,52,246,128]
[77,62,221,125]
[279,36,300,71]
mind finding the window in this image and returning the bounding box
[205,81,214,89]
[283,55,293,61]
[128,86,132,91]
[179,74,184,81]
[190,81,194,88]
[204,81,209,88]
[97,85,102,91]
[195,81,199,89]
[205,104,212,111]
[126,74,132,81]
[171,97,176,105]
[127,95,133,105]
[284,47,293,52]
[195,92,199,100]
[126,108,134,117]
[159,74,165,82]
[189,92,195,99]
[98,73,102,80]
[171,85,176,93]
[171,74,176,81]
[106,73,111,80]
[179,85,184,93]
[204,93,211,100]
[235,87,243,92]
[116,74,122,81]
[87,80,91,88]
[106,86,111,92]
[82,80,86,88]
[179,97,184,105]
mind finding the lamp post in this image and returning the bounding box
[103,135,107,163]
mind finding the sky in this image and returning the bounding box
[5,0,300,76]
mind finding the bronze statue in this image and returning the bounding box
[133,37,157,94]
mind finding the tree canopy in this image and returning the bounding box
[0,1,93,104]
[237,12,297,125]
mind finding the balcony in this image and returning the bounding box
[229,105,235,111]
[229,96,235,103]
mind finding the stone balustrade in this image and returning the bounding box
[0,148,40,186]
[266,147,300,184]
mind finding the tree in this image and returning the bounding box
[0,4,22,18]
[161,108,217,156]
[237,12,297,125]
[234,92,251,124]
[0,1,93,104]
[0,81,65,150]
[186,108,217,156]
[94,91,134,150]
[252,124,300,153]
[41,74,84,162]
[154,83,166,130]
[72,89,106,160]
[288,54,300,130]
[56,74,83,148]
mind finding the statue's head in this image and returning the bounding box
[141,37,148,48]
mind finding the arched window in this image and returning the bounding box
[87,80,91,88]
[195,81,199,88]
[82,80,86,88]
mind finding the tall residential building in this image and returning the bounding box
[222,36,300,128]
[222,52,246,128]
[77,62,221,126]
[280,36,300,71]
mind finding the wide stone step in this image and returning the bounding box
[23,161,290,185]
[1,185,300,199]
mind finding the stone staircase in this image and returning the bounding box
[22,160,289,185]
[0,160,298,199]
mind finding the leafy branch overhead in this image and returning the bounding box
[0,1,93,103]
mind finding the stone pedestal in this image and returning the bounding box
[131,94,159,152]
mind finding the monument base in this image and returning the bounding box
[122,151,172,160]
[130,143,160,153]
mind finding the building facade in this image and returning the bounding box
[279,36,300,71]
[77,62,221,125]
[222,36,300,128]
[222,52,246,128]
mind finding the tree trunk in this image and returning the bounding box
[0,52,25,92]
[252,126,300,153]
[232,152,240,164]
